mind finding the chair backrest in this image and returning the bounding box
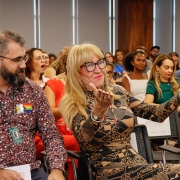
[132,124,154,163]
[169,110,180,147]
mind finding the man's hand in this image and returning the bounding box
[48,169,65,180]
[0,169,23,180]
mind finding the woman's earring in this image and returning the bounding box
[156,71,159,77]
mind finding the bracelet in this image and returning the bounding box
[90,112,102,123]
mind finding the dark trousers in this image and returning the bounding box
[31,165,48,180]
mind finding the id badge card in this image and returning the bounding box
[9,127,22,144]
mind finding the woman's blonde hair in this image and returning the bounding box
[149,54,179,98]
[60,43,115,128]
[49,46,72,75]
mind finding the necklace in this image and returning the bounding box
[109,105,118,123]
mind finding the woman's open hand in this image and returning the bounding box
[89,83,113,117]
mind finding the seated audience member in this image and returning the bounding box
[175,70,180,78]
[35,48,79,180]
[113,49,127,76]
[105,51,126,75]
[42,51,50,68]
[145,54,180,151]
[169,52,179,71]
[105,52,114,63]
[148,45,160,61]
[114,49,124,67]
[121,51,148,100]
[49,53,57,64]
[0,30,66,180]
[25,48,49,88]
[136,45,152,73]
[55,46,73,83]
[44,46,71,79]
[60,43,180,180]
[146,54,160,78]
[105,60,122,85]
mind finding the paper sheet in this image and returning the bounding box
[137,117,171,137]
[130,132,138,152]
[5,164,31,180]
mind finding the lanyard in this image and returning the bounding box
[0,93,15,125]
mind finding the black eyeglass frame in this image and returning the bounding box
[0,54,29,65]
[82,58,107,72]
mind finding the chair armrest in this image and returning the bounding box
[67,150,93,180]
[159,144,180,154]
[40,151,50,174]
[40,150,46,156]
[67,150,82,159]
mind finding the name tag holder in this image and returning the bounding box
[9,127,22,144]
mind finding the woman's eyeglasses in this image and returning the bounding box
[42,55,49,60]
[82,58,107,72]
[34,55,49,62]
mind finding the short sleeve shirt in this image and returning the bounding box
[146,80,179,104]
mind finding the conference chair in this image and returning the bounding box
[136,110,180,164]
[68,124,153,180]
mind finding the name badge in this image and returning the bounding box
[9,127,22,144]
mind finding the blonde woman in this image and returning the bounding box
[145,54,180,104]
[43,46,71,80]
[60,43,180,179]
[145,54,180,150]
[169,52,179,70]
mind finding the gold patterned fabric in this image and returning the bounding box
[72,85,180,179]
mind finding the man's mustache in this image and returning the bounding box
[16,68,25,74]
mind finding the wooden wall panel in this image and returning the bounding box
[118,0,153,57]
[118,0,130,54]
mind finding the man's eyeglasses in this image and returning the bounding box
[0,54,29,65]
[82,58,107,72]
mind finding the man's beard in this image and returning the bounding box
[0,64,26,87]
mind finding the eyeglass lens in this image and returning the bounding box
[85,59,106,72]
[23,55,29,63]
[35,56,49,61]
[13,54,29,65]
[42,55,49,60]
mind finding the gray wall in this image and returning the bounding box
[0,0,34,50]
[0,0,117,56]
[175,0,180,54]
[154,0,180,55]
[78,0,109,52]
[1,0,179,56]
[40,0,72,55]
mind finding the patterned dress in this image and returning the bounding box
[72,85,180,180]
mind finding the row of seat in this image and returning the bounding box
[41,110,180,180]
